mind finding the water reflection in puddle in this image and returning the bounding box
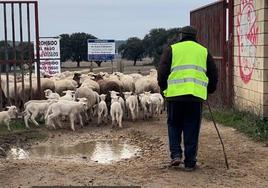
[6,140,140,164]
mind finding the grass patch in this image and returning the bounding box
[203,107,268,144]
[0,119,48,147]
[0,119,27,134]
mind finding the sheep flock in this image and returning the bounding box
[0,69,164,131]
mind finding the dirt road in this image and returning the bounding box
[0,115,267,188]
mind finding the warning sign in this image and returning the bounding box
[35,37,61,76]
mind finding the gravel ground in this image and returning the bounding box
[0,114,267,188]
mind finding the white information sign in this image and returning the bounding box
[39,38,60,59]
[40,59,61,75]
[35,37,61,76]
[88,39,115,61]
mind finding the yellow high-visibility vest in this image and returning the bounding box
[163,41,208,100]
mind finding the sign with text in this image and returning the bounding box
[35,37,61,76]
[40,59,61,75]
[39,38,60,59]
[88,39,115,61]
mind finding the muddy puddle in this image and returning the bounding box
[6,140,141,164]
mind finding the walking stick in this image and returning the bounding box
[206,101,229,169]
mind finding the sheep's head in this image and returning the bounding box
[44,89,52,96]
[73,73,82,86]
[100,94,107,101]
[7,106,18,118]
[123,92,132,99]
[109,90,120,97]
[111,95,120,103]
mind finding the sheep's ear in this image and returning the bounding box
[62,91,67,94]
[6,106,11,109]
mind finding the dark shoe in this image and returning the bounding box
[184,165,197,172]
[170,157,182,166]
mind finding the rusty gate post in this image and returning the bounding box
[0,1,40,109]
[34,1,41,97]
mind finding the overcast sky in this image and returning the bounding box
[38,0,216,40]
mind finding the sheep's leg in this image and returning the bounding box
[118,113,123,128]
[88,108,93,121]
[97,112,101,125]
[47,114,57,129]
[56,118,62,128]
[69,114,75,131]
[30,111,39,126]
[78,114,83,128]
[130,109,135,122]
[136,106,139,120]
[4,120,11,131]
[104,109,108,124]
[24,112,31,129]
[111,113,115,128]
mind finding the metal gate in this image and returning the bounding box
[190,0,233,106]
[0,1,41,110]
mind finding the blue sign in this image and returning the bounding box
[88,39,115,61]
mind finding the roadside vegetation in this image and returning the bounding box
[0,119,47,149]
[203,107,268,144]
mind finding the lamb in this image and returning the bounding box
[110,96,123,128]
[149,95,162,119]
[44,89,60,100]
[109,91,125,118]
[23,99,57,129]
[123,92,139,121]
[0,106,18,131]
[59,90,75,101]
[32,78,56,100]
[138,92,152,120]
[150,93,165,113]
[97,94,108,125]
[45,99,88,131]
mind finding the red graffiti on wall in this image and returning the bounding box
[236,0,259,84]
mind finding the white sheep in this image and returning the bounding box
[45,99,88,131]
[75,86,97,120]
[109,91,125,118]
[138,92,152,120]
[23,100,57,129]
[135,70,160,94]
[54,79,78,96]
[123,92,139,121]
[59,90,75,101]
[149,95,162,119]
[113,72,135,92]
[150,93,165,113]
[0,106,18,131]
[44,89,60,100]
[110,96,123,128]
[97,94,108,125]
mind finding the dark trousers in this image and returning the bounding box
[167,100,202,167]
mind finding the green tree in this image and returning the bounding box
[60,32,97,67]
[0,41,34,72]
[118,37,144,66]
[60,34,72,62]
[143,28,180,67]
